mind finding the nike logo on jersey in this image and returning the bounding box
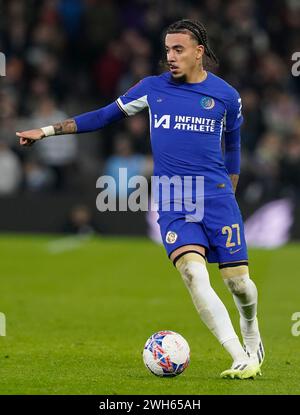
[229,247,242,254]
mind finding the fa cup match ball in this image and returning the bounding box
[143,330,190,377]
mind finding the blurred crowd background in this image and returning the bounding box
[0,0,299,234]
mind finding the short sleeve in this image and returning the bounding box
[224,89,243,132]
[116,77,150,116]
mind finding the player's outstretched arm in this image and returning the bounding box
[16,101,127,147]
[17,119,77,146]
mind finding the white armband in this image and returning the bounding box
[41,125,55,137]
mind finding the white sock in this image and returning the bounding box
[222,338,249,363]
[224,275,258,327]
[177,259,248,361]
[224,275,260,352]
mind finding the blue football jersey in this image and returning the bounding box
[116,71,243,198]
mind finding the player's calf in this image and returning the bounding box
[220,263,264,367]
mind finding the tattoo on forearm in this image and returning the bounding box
[229,174,239,193]
[53,119,77,135]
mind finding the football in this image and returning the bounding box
[142,330,190,377]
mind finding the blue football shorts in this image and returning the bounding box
[158,193,248,264]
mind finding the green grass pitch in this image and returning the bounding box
[0,234,300,395]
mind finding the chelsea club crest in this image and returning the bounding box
[200,96,215,109]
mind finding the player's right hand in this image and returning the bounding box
[16,129,45,146]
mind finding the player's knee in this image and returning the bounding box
[225,275,250,296]
[175,253,206,287]
[220,265,250,295]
